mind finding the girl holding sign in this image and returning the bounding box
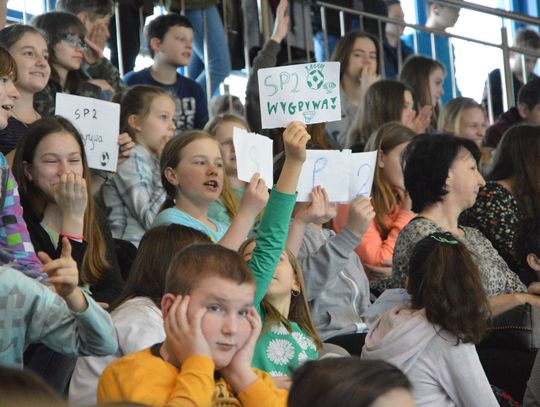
[153,130,267,248]
[334,122,415,282]
[101,85,175,247]
[238,122,323,381]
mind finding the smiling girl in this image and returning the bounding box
[399,55,445,130]
[31,11,103,117]
[0,25,50,157]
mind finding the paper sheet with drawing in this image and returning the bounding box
[258,62,341,129]
[233,127,274,187]
[55,93,120,172]
[297,150,377,202]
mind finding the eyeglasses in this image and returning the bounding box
[60,34,88,51]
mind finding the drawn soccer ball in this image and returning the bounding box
[306,69,324,90]
[101,151,110,167]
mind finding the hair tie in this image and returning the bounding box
[430,234,459,245]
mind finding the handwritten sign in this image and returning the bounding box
[233,127,274,187]
[297,150,351,202]
[297,150,377,202]
[55,93,120,172]
[348,151,377,199]
[258,62,341,129]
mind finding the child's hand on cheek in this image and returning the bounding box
[165,295,212,365]
[283,121,310,165]
[221,307,261,393]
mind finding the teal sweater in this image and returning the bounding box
[248,189,318,377]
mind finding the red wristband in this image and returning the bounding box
[60,232,84,241]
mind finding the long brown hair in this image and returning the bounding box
[331,30,381,79]
[399,55,444,128]
[408,233,490,344]
[159,130,221,212]
[31,11,88,93]
[488,124,540,218]
[0,46,17,81]
[348,80,414,147]
[364,122,415,238]
[239,238,323,351]
[12,116,110,284]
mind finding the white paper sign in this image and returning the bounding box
[233,127,274,187]
[348,151,377,199]
[55,93,120,172]
[297,150,351,202]
[258,62,341,129]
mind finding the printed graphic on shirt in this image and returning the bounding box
[168,92,196,134]
[213,381,241,407]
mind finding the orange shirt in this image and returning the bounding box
[333,203,414,273]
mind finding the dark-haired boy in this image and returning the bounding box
[485,78,540,148]
[97,244,287,406]
[483,29,540,120]
[124,14,208,134]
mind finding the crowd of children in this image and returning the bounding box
[1,0,540,406]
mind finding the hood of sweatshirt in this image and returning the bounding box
[361,305,438,373]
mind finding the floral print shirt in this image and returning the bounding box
[252,323,318,377]
[460,181,535,286]
[380,216,526,297]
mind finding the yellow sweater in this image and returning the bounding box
[97,346,288,407]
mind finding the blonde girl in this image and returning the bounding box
[334,122,416,280]
[154,130,267,249]
[439,97,492,173]
[204,113,250,227]
[102,85,175,246]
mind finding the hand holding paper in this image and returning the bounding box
[233,127,274,187]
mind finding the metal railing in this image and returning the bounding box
[315,0,540,123]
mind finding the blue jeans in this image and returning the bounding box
[185,6,231,97]
[314,31,340,62]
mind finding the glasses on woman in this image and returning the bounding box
[60,34,89,51]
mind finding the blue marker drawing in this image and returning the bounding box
[355,163,372,196]
[312,157,328,188]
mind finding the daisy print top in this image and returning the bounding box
[248,189,319,377]
[252,323,318,376]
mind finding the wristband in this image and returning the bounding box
[60,232,84,241]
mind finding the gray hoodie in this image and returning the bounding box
[361,305,498,407]
[298,225,370,341]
